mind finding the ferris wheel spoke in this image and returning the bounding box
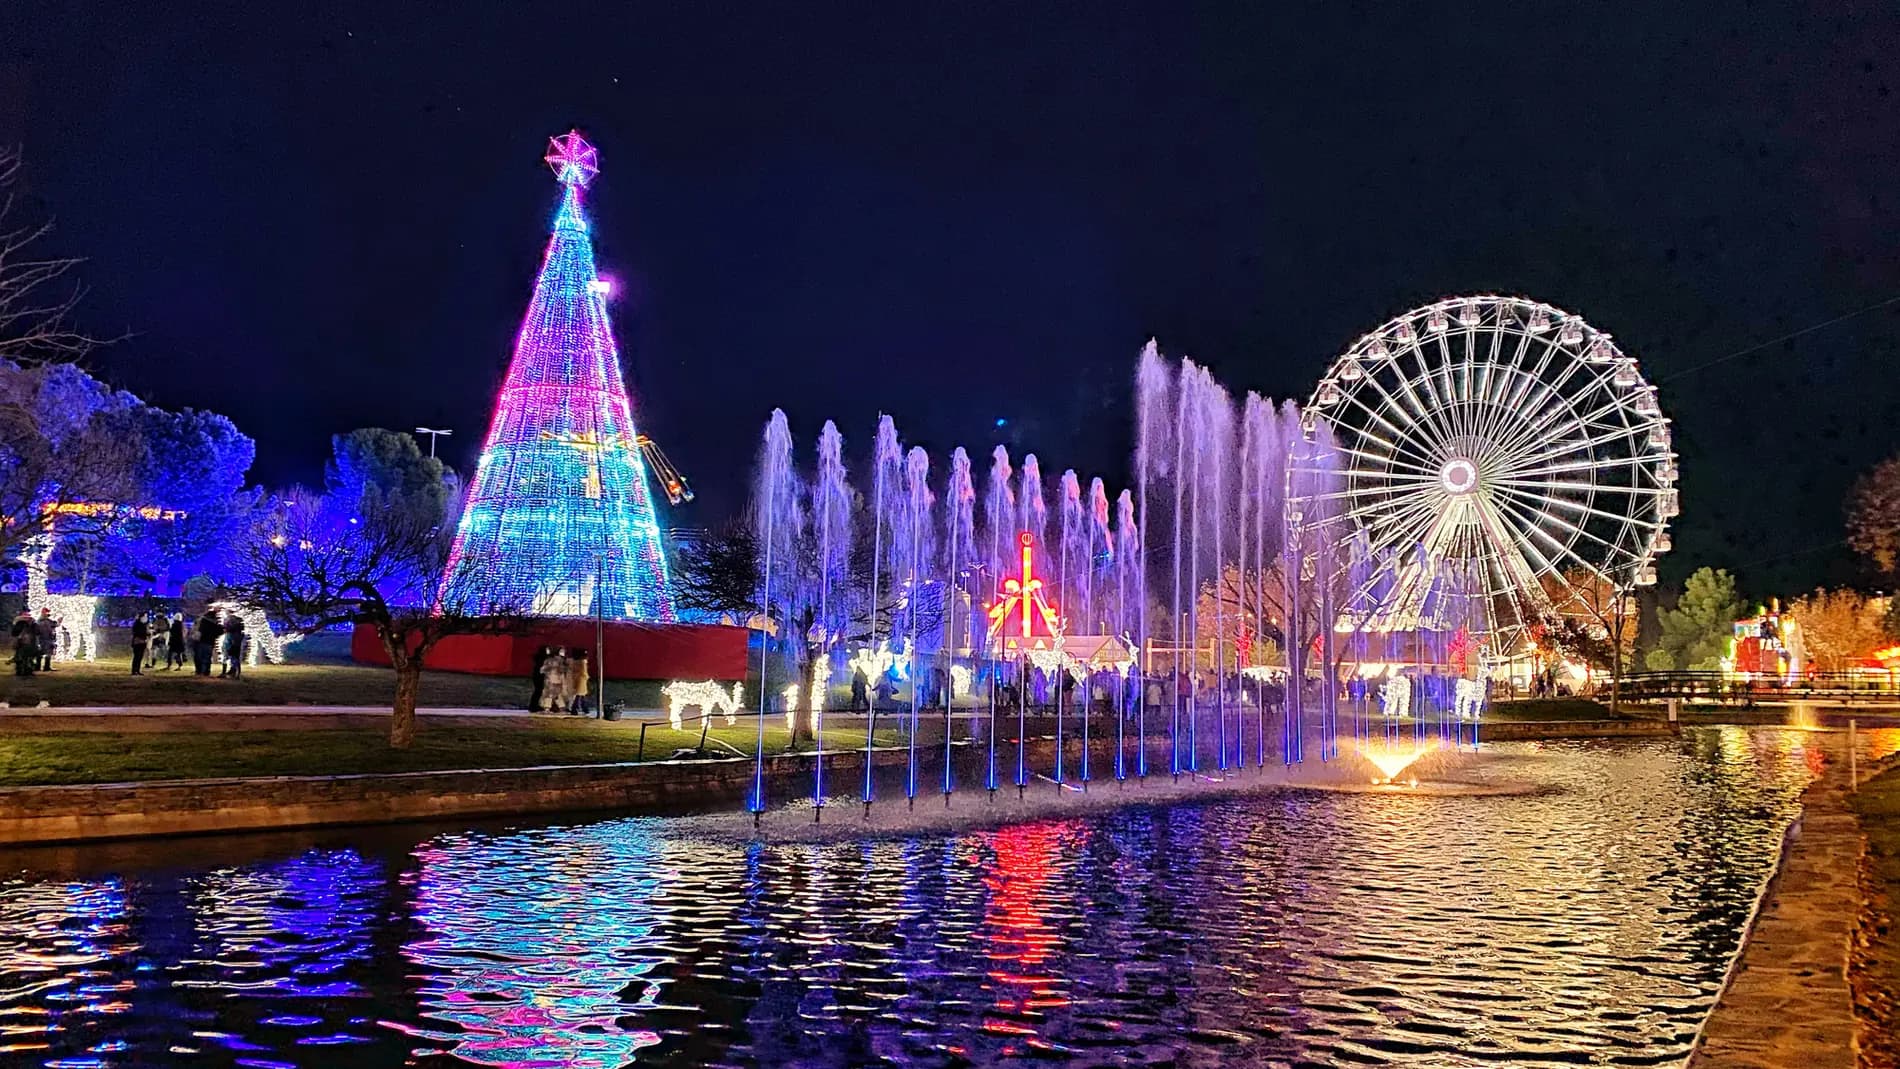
[1332,443,1445,480]
[1390,338,1467,450]
[1331,380,1425,451]
[1469,332,1530,451]
[1491,489,1649,577]
[1492,476,1669,500]
[1496,424,1660,478]
[1491,365,1644,465]
[1489,481,1661,546]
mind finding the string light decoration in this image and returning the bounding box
[662,680,743,730]
[21,537,96,662]
[208,601,305,666]
[1380,675,1412,720]
[1454,678,1487,721]
[441,130,676,621]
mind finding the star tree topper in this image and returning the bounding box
[545,129,600,187]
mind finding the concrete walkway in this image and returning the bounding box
[1689,740,1863,1068]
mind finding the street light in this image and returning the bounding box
[415,426,453,458]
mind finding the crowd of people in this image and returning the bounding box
[529,645,593,715]
[9,607,258,678]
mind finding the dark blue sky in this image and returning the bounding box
[7,2,1900,593]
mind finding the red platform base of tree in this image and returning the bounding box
[350,620,747,681]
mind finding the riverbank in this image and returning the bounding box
[1853,760,1900,1068]
[1689,736,1880,1068]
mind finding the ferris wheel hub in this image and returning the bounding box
[1439,458,1480,496]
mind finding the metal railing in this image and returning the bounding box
[1617,669,1900,704]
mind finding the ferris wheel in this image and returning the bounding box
[1307,295,1677,651]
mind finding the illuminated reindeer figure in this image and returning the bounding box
[662,680,744,730]
[208,601,305,666]
[21,536,98,662]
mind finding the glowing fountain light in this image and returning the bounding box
[662,680,743,730]
[1364,746,1423,783]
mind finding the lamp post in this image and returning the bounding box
[415,426,453,458]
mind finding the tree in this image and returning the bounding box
[326,428,451,519]
[0,148,100,364]
[1784,587,1888,673]
[1650,567,1745,671]
[1542,568,1638,708]
[117,406,257,592]
[674,522,761,621]
[1848,453,1900,578]
[230,435,520,748]
[1194,562,1286,670]
[0,361,145,562]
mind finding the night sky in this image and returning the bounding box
[7,3,1900,595]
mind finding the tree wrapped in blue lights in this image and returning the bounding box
[442,131,675,621]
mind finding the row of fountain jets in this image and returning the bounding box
[743,342,1484,816]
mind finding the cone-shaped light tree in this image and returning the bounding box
[442,130,676,620]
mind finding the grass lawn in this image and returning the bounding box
[0,721,902,787]
[0,633,666,710]
[1486,698,1625,722]
[1855,763,1900,1059]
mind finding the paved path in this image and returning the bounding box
[1689,738,1863,1067]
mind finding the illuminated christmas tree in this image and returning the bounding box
[442,131,675,621]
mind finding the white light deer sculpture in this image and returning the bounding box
[662,680,744,730]
[21,537,97,662]
[208,601,304,666]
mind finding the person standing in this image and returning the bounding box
[222,613,247,679]
[11,609,39,677]
[167,614,187,670]
[193,610,219,676]
[851,665,869,713]
[566,648,591,716]
[529,645,552,712]
[34,608,57,671]
[129,613,151,675]
[539,647,569,712]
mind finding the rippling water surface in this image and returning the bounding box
[0,729,1840,1067]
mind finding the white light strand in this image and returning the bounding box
[662,680,743,730]
[1380,675,1412,720]
[22,538,96,662]
[209,601,304,665]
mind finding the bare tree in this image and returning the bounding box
[1543,568,1637,709]
[0,148,103,364]
[229,488,526,748]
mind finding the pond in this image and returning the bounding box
[0,728,1829,1067]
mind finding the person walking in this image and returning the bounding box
[221,613,247,679]
[850,665,869,713]
[566,648,591,716]
[34,608,57,671]
[529,645,553,712]
[539,647,570,712]
[11,609,39,677]
[167,614,187,670]
[129,613,151,675]
[193,610,219,676]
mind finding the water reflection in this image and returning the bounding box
[0,731,1830,1066]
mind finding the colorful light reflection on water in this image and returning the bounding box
[0,729,1848,1066]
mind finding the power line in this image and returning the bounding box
[1658,292,1900,383]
